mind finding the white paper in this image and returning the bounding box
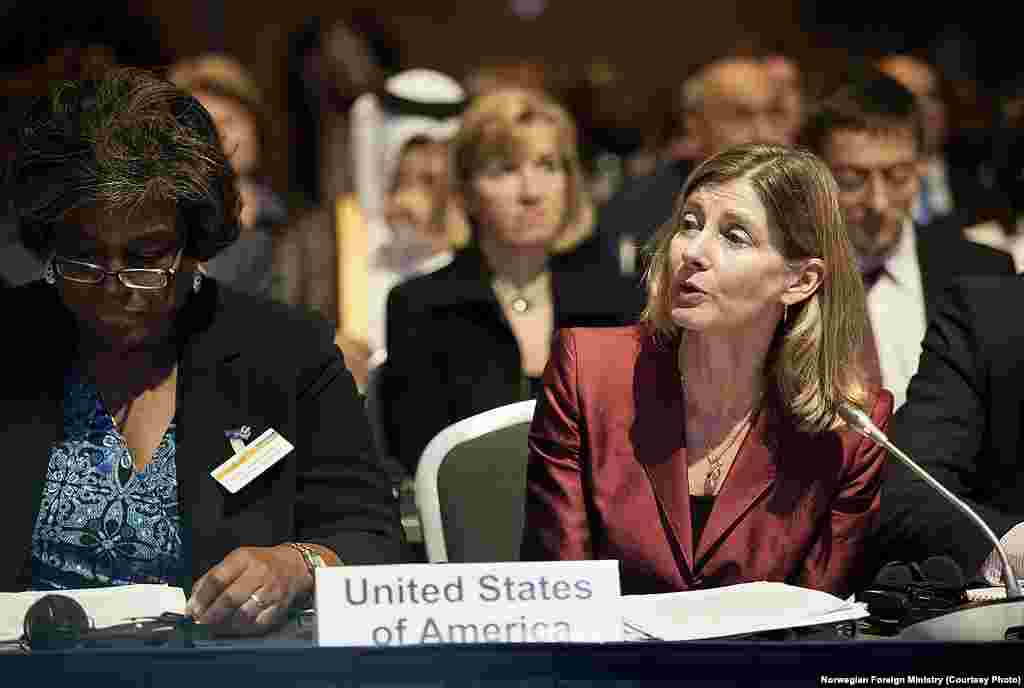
[0,584,187,642]
[621,581,868,640]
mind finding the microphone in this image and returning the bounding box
[839,403,1024,641]
[838,403,1021,599]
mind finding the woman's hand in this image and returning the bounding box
[185,545,311,636]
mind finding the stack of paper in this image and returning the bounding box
[0,584,187,642]
[622,581,868,640]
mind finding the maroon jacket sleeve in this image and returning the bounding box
[798,390,893,597]
[520,329,593,561]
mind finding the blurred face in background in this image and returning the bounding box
[763,56,805,147]
[690,60,788,157]
[878,56,947,156]
[469,120,567,252]
[195,91,259,176]
[823,126,920,262]
[385,138,449,244]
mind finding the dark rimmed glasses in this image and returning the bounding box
[54,249,183,290]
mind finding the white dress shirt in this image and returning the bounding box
[866,219,927,410]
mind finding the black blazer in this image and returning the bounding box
[0,279,403,593]
[876,274,1024,576]
[914,225,1016,323]
[381,244,644,475]
[596,159,694,251]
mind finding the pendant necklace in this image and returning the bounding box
[493,271,551,316]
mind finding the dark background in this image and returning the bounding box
[2,1,1016,201]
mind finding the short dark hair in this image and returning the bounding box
[7,67,240,261]
[799,68,924,156]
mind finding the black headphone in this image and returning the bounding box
[857,557,966,632]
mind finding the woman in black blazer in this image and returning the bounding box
[382,87,642,474]
[2,68,401,635]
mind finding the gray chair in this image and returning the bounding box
[414,400,536,563]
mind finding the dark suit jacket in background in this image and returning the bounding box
[595,159,693,252]
[877,274,1024,577]
[0,279,403,593]
[382,244,644,475]
[913,225,1016,324]
[522,326,893,599]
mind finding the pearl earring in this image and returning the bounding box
[43,260,57,285]
[192,271,203,294]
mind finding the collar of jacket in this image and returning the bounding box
[412,242,634,325]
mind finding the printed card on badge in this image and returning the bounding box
[211,427,294,493]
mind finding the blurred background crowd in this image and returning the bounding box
[3,2,1024,480]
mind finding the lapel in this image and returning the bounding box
[694,407,778,568]
[631,336,779,583]
[432,243,634,321]
[172,282,260,590]
[914,226,968,322]
[630,337,694,579]
[419,245,501,314]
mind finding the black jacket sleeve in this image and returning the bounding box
[879,279,1021,575]
[294,314,404,564]
[380,283,452,476]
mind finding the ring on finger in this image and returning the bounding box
[249,591,269,608]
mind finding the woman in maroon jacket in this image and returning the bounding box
[522,143,891,598]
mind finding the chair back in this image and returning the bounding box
[414,400,536,563]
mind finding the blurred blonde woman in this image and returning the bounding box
[381,87,641,474]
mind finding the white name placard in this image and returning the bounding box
[315,560,621,647]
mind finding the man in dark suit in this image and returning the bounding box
[801,70,1015,409]
[594,57,790,281]
[876,274,1024,583]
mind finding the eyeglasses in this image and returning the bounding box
[832,162,919,196]
[54,249,183,290]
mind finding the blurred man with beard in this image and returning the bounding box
[801,70,1014,410]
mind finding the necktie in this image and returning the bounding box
[860,267,885,388]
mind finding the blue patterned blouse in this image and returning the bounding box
[29,367,184,589]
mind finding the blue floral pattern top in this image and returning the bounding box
[29,366,184,589]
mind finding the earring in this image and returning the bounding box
[192,271,203,294]
[43,260,57,285]
[782,303,789,324]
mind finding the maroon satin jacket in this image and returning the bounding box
[521,325,892,598]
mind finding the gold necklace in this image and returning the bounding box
[492,271,551,315]
[698,410,755,495]
[680,367,761,495]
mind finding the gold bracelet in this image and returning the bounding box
[284,542,331,577]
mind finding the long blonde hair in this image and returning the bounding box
[642,143,870,433]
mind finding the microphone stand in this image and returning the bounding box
[839,404,1024,641]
